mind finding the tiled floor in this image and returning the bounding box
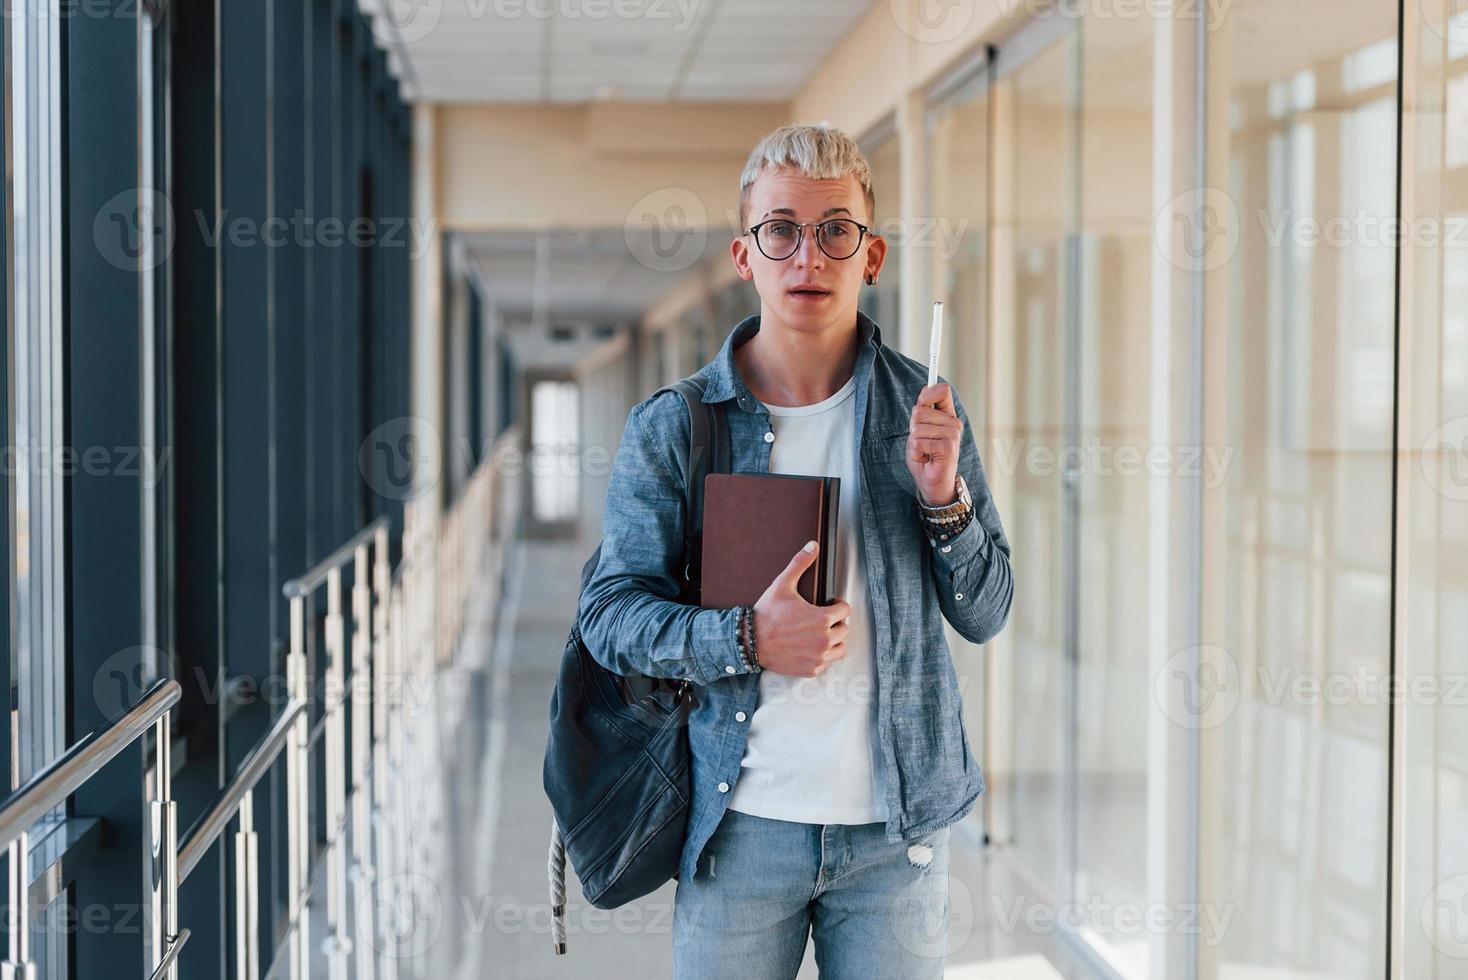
[449,536,1097,979]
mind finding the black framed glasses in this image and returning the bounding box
[744,218,870,261]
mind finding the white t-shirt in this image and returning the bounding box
[726,372,888,824]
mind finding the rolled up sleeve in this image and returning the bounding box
[927,385,1014,646]
[577,395,753,686]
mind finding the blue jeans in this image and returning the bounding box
[671,808,952,979]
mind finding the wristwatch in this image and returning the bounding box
[919,474,972,517]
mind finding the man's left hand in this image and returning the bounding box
[907,383,962,506]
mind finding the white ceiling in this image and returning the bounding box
[365,0,876,103]
[464,228,721,325]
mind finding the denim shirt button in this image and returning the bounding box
[718,782,730,793]
[941,544,952,553]
[955,592,964,601]
[735,711,747,722]
[724,665,736,674]
[763,430,775,443]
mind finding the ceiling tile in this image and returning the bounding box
[387,0,879,104]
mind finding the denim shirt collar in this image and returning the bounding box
[699,310,885,413]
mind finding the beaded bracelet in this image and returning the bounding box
[736,606,749,671]
[738,605,761,672]
[924,506,976,543]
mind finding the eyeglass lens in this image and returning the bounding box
[757,219,863,260]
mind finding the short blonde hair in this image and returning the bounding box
[738,123,875,229]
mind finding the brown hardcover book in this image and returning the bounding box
[699,473,841,608]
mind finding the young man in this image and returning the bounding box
[578,124,1013,978]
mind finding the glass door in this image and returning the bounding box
[961,11,1177,973]
[1200,1,1400,975]
[932,2,1443,977]
[987,18,1081,903]
[1072,11,1157,975]
[1403,2,1468,975]
[927,54,995,844]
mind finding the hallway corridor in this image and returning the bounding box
[1,1,1457,977]
[450,536,1083,980]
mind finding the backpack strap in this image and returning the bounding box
[653,376,731,596]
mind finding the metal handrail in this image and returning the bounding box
[0,679,180,853]
[274,516,396,980]
[0,442,510,979]
[0,677,184,978]
[146,928,191,980]
[177,700,305,884]
[281,515,389,599]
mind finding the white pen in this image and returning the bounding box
[926,301,944,389]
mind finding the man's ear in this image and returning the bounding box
[730,235,755,281]
[863,233,888,282]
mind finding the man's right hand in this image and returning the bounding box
[751,541,852,678]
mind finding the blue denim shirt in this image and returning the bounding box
[578,311,1014,883]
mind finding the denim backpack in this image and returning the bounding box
[543,376,730,954]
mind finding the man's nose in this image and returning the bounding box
[793,227,825,269]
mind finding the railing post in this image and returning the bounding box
[351,542,377,980]
[389,588,409,980]
[372,529,397,980]
[234,787,259,980]
[286,595,310,980]
[3,832,35,980]
[148,712,179,980]
[324,566,351,979]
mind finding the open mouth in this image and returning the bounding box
[788,286,831,299]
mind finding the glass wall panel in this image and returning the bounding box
[988,29,1079,901]
[9,0,68,785]
[1402,2,1468,975]
[862,124,903,334]
[1202,2,1400,975]
[1073,8,1155,972]
[929,67,992,451]
[928,62,994,842]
